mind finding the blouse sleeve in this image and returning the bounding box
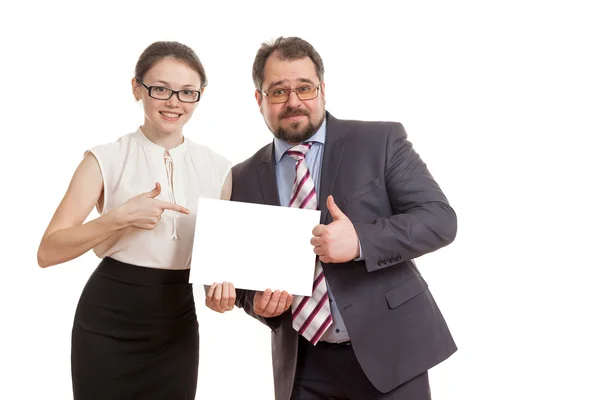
[84,142,117,214]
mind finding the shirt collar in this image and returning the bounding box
[134,127,188,157]
[274,118,327,164]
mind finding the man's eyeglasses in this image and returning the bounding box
[260,83,320,104]
[136,78,202,103]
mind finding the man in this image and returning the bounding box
[206,36,457,400]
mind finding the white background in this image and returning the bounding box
[1,1,599,399]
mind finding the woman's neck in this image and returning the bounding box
[140,123,184,151]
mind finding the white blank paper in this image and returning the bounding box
[190,198,321,296]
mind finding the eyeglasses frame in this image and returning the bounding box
[259,82,322,104]
[135,77,203,103]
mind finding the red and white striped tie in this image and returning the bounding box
[286,142,332,345]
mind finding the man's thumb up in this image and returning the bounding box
[327,195,347,221]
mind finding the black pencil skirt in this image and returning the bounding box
[71,257,199,399]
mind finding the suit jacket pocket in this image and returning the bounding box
[385,274,428,309]
[344,177,381,203]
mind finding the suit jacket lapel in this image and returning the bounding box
[319,112,347,224]
[255,113,347,218]
[257,143,281,206]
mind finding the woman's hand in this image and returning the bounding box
[205,282,236,313]
[115,182,190,229]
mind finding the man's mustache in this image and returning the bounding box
[279,108,310,119]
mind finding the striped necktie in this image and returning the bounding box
[285,142,332,345]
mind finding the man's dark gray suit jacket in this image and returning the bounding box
[232,112,457,400]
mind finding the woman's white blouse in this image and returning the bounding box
[87,128,231,270]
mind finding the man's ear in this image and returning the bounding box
[255,90,264,115]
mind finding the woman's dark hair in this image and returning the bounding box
[135,41,207,87]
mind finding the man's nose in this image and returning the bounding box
[285,90,302,106]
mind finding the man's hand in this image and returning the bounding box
[311,195,360,263]
[253,289,293,318]
[205,282,236,313]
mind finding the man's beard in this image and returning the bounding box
[273,108,324,143]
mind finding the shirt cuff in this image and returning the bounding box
[354,240,364,261]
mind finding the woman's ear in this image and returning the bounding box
[131,77,141,101]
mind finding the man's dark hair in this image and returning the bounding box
[252,36,324,91]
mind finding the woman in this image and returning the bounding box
[37,41,233,399]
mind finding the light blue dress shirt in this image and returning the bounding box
[273,119,353,343]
